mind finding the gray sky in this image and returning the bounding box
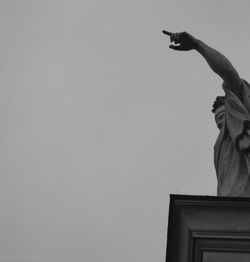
[1,1,250,262]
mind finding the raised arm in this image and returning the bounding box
[162,30,242,96]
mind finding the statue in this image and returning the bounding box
[163,30,250,197]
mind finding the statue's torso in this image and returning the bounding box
[214,79,250,197]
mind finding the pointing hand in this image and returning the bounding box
[162,30,198,51]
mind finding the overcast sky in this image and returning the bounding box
[1,1,250,262]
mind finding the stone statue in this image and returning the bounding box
[163,30,250,197]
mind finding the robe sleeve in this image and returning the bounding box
[225,80,250,151]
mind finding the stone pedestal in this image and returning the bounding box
[166,195,250,262]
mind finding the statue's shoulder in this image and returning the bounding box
[241,79,250,95]
[241,78,250,86]
[239,79,250,112]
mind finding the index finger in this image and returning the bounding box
[162,30,173,36]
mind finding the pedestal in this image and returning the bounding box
[166,195,250,262]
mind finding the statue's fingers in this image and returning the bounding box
[169,45,183,51]
[172,33,181,44]
[162,30,173,36]
[171,33,181,44]
[175,33,180,43]
[170,33,176,42]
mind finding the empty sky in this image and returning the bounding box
[1,1,250,262]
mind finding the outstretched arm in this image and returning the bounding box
[162,30,242,96]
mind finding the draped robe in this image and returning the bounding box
[214,79,250,196]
